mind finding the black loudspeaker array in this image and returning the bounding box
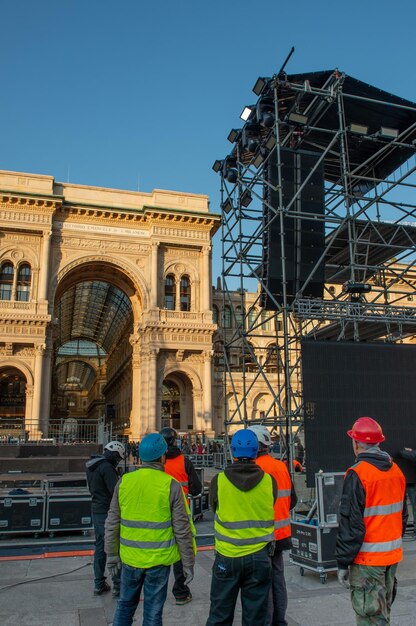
[261,148,325,309]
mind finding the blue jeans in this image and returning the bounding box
[92,512,120,591]
[112,563,170,626]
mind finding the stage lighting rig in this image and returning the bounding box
[348,123,368,136]
[252,76,271,96]
[212,160,223,173]
[241,122,262,154]
[222,155,238,184]
[287,111,308,126]
[227,129,242,143]
[240,105,256,121]
[342,281,372,295]
[256,96,275,128]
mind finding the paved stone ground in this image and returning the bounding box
[0,531,415,625]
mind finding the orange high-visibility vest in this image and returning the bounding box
[164,455,189,496]
[348,460,405,566]
[293,459,303,473]
[256,454,292,541]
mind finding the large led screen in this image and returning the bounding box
[301,340,416,487]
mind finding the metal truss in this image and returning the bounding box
[216,61,416,463]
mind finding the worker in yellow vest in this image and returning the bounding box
[206,428,277,626]
[248,425,297,626]
[104,433,195,626]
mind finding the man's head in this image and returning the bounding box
[139,433,168,463]
[247,425,272,453]
[347,416,385,455]
[104,441,126,465]
[160,427,177,448]
[231,428,259,462]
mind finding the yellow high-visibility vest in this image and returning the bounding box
[119,468,181,568]
[214,471,275,557]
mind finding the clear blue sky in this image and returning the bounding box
[1,0,415,282]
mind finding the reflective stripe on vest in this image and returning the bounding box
[214,471,275,558]
[164,455,189,496]
[118,467,180,569]
[348,460,405,567]
[255,454,292,541]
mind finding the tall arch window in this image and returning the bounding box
[212,305,219,324]
[0,262,14,300]
[180,275,191,311]
[223,306,231,329]
[164,274,176,310]
[17,264,31,302]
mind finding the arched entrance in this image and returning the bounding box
[161,373,194,432]
[50,261,142,440]
[0,367,27,440]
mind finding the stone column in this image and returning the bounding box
[203,350,213,427]
[202,246,211,311]
[148,348,158,432]
[129,334,142,440]
[151,242,159,308]
[31,344,46,438]
[11,266,18,300]
[38,230,52,301]
[40,341,53,436]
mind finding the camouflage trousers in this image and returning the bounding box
[349,563,398,625]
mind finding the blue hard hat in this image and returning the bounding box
[231,428,259,459]
[139,433,168,462]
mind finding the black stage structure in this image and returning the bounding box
[213,56,416,468]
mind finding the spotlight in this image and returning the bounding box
[378,127,399,140]
[342,281,372,294]
[349,123,368,136]
[240,189,252,207]
[252,76,270,96]
[242,122,261,154]
[227,129,241,143]
[240,105,255,122]
[287,112,308,126]
[222,156,238,184]
[212,160,223,173]
[256,97,275,128]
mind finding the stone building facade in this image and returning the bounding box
[0,170,220,440]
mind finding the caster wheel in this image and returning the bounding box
[300,567,304,576]
[320,573,327,584]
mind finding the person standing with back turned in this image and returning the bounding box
[248,425,297,626]
[86,440,125,597]
[160,427,201,605]
[206,428,277,626]
[335,417,407,625]
[104,433,195,626]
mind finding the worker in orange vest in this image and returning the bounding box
[335,417,407,625]
[248,425,297,626]
[160,427,202,605]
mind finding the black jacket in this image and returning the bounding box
[86,454,120,514]
[210,461,278,512]
[166,446,202,496]
[335,448,408,568]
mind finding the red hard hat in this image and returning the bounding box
[347,416,385,444]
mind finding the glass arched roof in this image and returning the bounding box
[54,281,133,352]
[56,360,97,391]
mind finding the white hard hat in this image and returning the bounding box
[104,440,126,460]
[247,425,272,447]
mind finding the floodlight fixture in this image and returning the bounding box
[252,76,270,96]
[378,127,399,140]
[223,156,238,184]
[212,160,223,173]
[221,198,233,214]
[242,122,261,154]
[227,129,241,143]
[349,123,369,136]
[287,112,308,126]
[240,105,255,122]
[240,189,252,208]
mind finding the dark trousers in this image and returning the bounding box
[206,547,272,626]
[172,559,190,599]
[265,550,288,626]
[92,512,120,591]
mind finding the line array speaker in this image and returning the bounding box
[261,148,325,309]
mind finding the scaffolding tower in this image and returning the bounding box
[214,63,416,463]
